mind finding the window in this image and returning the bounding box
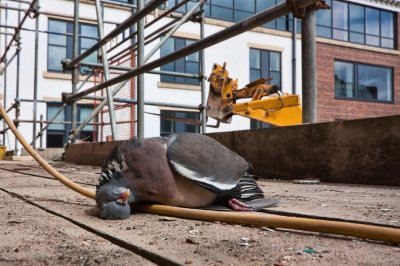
[317,0,395,49]
[250,119,275,129]
[166,0,293,32]
[47,104,96,147]
[111,0,134,3]
[48,19,98,73]
[160,37,200,85]
[249,48,281,89]
[160,110,200,136]
[334,61,393,102]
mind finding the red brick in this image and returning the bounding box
[316,22,400,123]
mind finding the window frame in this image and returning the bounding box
[160,110,200,136]
[166,0,293,31]
[334,60,394,104]
[47,18,99,73]
[160,36,201,85]
[46,103,97,147]
[249,48,282,90]
[317,0,396,49]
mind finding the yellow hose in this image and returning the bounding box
[134,204,400,244]
[0,103,95,199]
[1,102,399,244]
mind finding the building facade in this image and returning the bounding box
[0,0,399,151]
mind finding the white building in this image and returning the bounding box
[0,0,399,152]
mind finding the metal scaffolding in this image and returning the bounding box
[0,0,319,151]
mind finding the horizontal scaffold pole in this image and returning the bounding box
[62,0,318,103]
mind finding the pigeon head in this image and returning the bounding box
[96,182,134,220]
[95,147,134,220]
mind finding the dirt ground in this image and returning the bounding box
[0,160,399,265]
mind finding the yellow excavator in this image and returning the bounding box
[207,63,302,126]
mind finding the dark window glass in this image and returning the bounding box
[47,133,65,148]
[357,65,392,101]
[349,4,364,33]
[235,0,255,13]
[47,103,96,147]
[365,8,380,35]
[249,48,281,90]
[213,0,233,8]
[381,11,394,38]
[212,6,233,21]
[111,0,134,3]
[48,19,98,73]
[160,37,200,85]
[316,1,395,49]
[334,61,354,98]
[334,61,393,102]
[250,119,275,129]
[332,0,348,41]
[160,110,200,136]
[316,0,331,27]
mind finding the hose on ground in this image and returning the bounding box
[0,102,96,199]
[1,102,399,244]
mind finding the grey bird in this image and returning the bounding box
[95,133,267,220]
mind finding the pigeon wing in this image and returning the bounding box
[166,134,250,194]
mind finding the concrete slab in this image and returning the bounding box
[0,161,399,265]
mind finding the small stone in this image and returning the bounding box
[158,217,176,221]
[185,259,193,264]
[185,237,199,245]
[14,248,19,253]
[380,208,390,212]
[188,229,200,235]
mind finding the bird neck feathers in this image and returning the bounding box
[98,154,129,187]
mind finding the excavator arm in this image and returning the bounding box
[206,63,302,126]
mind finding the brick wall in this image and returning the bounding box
[315,14,400,122]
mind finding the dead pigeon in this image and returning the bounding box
[95,133,266,219]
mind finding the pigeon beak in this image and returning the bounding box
[117,189,131,204]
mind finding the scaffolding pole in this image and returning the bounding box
[32,0,39,149]
[106,0,189,55]
[63,0,318,103]
[28,72,94,145]
[71,0,79,143]
[2,4,8,145]
[80,62,202,79]
[82,95,200,110]
[200,2,206,133]
[95,0,118,140]
[65,0,167,70]
[143,0,205,63]
[0,0,37,63]
[14,0,22,155]
[136,0,145,139]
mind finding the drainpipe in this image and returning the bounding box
[292,17,297,95]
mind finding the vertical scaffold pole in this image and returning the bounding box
[15,1,22,155]
[71,0,79,143]
[32,0,40,148]
[2,5,8,145]
[95,0,118,140]
[200,2,206,134]
[137,0,145,139]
